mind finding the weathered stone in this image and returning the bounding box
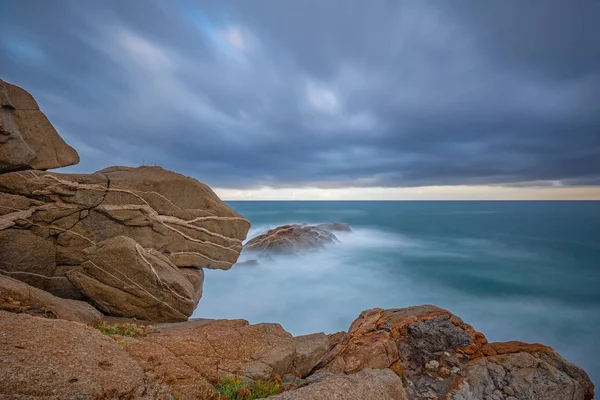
[123,318,328,388]
[0,228,56,289]
[0,165,250,319]
[0,275,101,324]
[0,78,79,173]
[453,348,595,400]
[67,236,196,322]
[244,224,338,255]
[314,305,594,400]
[269,369,407,400]
[124,319,293,383]
[0,311,172,399]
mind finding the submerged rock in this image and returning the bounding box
[244,223,341,255]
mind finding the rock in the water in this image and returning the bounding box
[316,222,352,232]
[0,274,101,324]
[0,78,79,173]
[268,369,407,400]
[244,224,338,254]
[235,259,260,267]
[66,236,196,322]
[0,166,250,320]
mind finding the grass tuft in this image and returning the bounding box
[95,320,149,337]
[215,375,282,400]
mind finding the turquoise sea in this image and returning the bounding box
[195,201,600,385]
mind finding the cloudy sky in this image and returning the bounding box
[1,0,599,199]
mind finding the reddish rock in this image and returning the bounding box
[244,224,338,255]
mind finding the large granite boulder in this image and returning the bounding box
[315,305,595,400]
[0,78,79,173]
[124,318,329,384]
[269,369,407,400]
[67,236,196,322]
[0,311,173,399]
[0,274,101,324]
[244,224,339,255]
[0,166,250,320]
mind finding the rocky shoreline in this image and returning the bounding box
[0,79,595,399]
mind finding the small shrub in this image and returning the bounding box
[215,376,281,400]
[95,320,149,337]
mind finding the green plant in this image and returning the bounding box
[95,320,149,337]
[215,376,282,400]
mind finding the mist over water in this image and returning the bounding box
[195,201,600,385]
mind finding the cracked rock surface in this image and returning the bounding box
[0,79,250,321]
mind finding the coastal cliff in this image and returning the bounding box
[0,79,595,399]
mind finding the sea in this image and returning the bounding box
[194,201,600,385]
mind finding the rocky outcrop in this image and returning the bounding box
[0,304,594,400]
[124,319,329,384]
[244,224,340,255]
[315,305,594,400]
[0,78,79,173]
[0,274,101,324]
[270,369,407,400]
[0,166,249,321]
[0,79,250,321]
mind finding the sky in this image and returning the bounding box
[1,0,599,200]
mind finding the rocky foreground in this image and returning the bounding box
[0,290,594,400]
[0,79,595,399]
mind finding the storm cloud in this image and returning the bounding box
[1,0,599,189]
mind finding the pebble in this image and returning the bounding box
[439,367,451,378]
[450,367,460,374]
[503,386,515,396]
[425,360,440,370]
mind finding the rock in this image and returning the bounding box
[0,78,79,173]
[235,259,260,267]
[425,360,440,370]
[503,386,515,396]
[0,311,172,399]
[0,166,250,319]
[453,344,595,400]
[315,305,594,400]
[123,318,328,385]
[268,369,407,400]
[0,274,101,324]
[315,222,352,232]
[244,224,338,255]
[66,236,196,322]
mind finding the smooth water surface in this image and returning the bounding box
[195,201,600,385]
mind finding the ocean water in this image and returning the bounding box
[194,201,600,385]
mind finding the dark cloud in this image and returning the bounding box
[1,0,599,189]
